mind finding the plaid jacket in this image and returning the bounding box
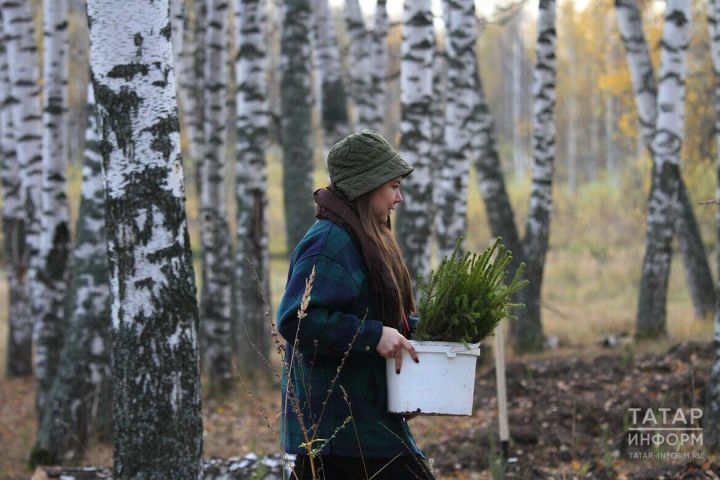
[277,219,423,458]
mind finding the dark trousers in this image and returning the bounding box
[292,453,435,480]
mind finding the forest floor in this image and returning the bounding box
[3,340,720,479]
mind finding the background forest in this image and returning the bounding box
[1,0,719,478]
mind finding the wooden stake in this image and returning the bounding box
[494,320,510,460]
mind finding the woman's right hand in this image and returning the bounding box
[376,326,419,374]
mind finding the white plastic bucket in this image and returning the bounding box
[386,340,481,416]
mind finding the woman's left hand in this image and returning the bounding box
[376,326,419,374]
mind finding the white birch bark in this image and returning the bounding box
[0,26,32,377]
[280,0,315,253]
[395,0,434,283]
[170,0,191,154]
[514,0,557,352]
[86,0,203,476]
[1,0,46,399]
[616,0,715,322]
[191,1,207,168]
[170,0,184,64]
[34,0,71,415]
[615,0,656,146]
[705,0,720,451]
[370,0,389,134]
[313,0,350,147]
[636,0,691,337]
[511,15,526,180]
[32,83,111,465]
[266,0,282,142]
[344,0,373,129]
[234,0,271,375]
[429,45,446,205]
[434,0,475,259]
[200,0,233,392]
[178,0,201,165]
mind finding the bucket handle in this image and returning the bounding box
[446,343,481,357]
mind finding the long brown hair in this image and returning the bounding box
[353,192,416,322]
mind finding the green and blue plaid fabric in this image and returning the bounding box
[277,219,423,458]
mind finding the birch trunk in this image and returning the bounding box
[170,0,184,68]
[616,0,716,322]
[191,1,207,173]
[635,0,691,337]
[313,0,349,148]
[280,0,315,254]
[170,0,191,150]
[200,0,234,392]
[32,83,111,466]
[344,0,373,129]
[429,46,446,227]
[0,28,32,377]
[86,0,203,476]
[266,0,282,142]
[511,16,526,180]
[370,0,389,134]
[178,0,200,164]
[473,63,524,280]
[34,0,71,415]
[434,0,475,259]
[234,0,271,376]
[513,0,557,352]
[1,0,43,378]
[708,0,720,451]
[395,0,434,283]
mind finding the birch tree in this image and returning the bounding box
[625,0,693,337]
[86,0,203,476]
[615,0,715,327]
[190,1,207,169]
[280,0,315,254]
[170,0,191,149]
[511,15,527,180]
[170,0,184,71]
[395,0,434,283]
[0,28,32,377]
[471,0,556,352]
[31,83,111,466]
[344,0,373,130]
[1,0,43,378]
[513,0,557,352]
[429,46,447,228]
[34,0,72,415]
[234,0,271,375]
[370,0,389,133]
[705,0,720,451]
[178,0,201,164]
[434,0,475,259]
[199,0,234,392]
[313,0,349,147]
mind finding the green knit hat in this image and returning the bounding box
[327,129,413,201]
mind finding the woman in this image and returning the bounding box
[277,130,435,479]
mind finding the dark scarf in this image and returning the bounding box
[313,185,412,335]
